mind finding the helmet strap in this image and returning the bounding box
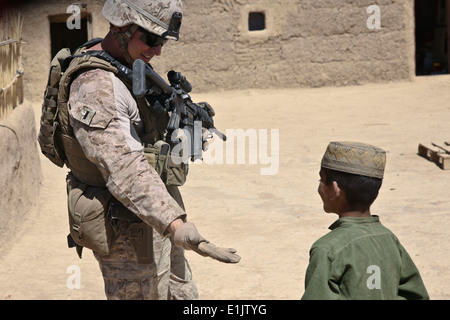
[111,24,139,67]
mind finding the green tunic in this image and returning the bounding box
[301,216,429,300]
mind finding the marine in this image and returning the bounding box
[38,0,240,300]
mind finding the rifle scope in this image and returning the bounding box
[167,70,192,93]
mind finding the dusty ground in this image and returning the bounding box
[1,75,450,300]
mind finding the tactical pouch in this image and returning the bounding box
[66,173,114,255]
[143,140,168,176]
[164,152,188,186]
[127,222,154,265]
[107,202,154,264]
[143,140,188,186]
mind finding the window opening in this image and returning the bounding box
[248,12,265,31]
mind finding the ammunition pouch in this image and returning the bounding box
[66,173,113,256]
[107,201,154,264]
[126,222,154,265]
[67,172,155,264]
[143,140,188,186]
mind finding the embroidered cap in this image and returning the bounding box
[321,141,386,179]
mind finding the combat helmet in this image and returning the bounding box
[103,0,183,40]
[102,0,183,65]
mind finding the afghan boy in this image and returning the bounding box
[301,141,429,300]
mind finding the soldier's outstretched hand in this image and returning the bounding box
[171,221,241,264]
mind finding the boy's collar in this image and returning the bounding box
[329,215,380,230]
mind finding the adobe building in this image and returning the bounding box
[7,0,450,101]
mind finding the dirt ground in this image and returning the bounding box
[1,75,450,300]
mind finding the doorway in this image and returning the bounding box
[415,0,449,75]
[49,12,91,58]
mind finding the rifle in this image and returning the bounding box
[132,59,226,162]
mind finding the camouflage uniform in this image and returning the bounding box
[68,67,197,299]
[58,0,239,300]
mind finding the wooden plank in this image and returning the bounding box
[418,143,439,158]
[439,154,450,170]
[418,143,450,170]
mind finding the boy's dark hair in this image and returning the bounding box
[322,166,383,210]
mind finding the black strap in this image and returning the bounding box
[71,49,134,80]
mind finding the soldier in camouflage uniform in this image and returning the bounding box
[62,0,240,300]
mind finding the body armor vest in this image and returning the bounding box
[41,40,182,188]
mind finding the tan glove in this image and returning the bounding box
[172,222,241,264]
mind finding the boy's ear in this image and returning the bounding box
[331,181,341,200]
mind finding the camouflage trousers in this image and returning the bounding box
[93,186,198,300]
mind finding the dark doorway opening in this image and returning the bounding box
[49,13,91,58]
[415,0,449,75]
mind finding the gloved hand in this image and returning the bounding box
[172,222,241,264]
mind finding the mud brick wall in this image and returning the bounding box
[16,0,414,99]
[0,103,42,249]
[170,0,415,91]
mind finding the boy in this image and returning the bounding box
[301,141,429,300]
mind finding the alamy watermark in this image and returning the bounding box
[66,4,82,30]
[202,128,279,176]
[367,5,381,30]
[171,125,280,176]
[366,265,381,289]
[67,265,81,289]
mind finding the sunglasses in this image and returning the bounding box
[138,27,168,47]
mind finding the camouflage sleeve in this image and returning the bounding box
[68,68,186,235]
